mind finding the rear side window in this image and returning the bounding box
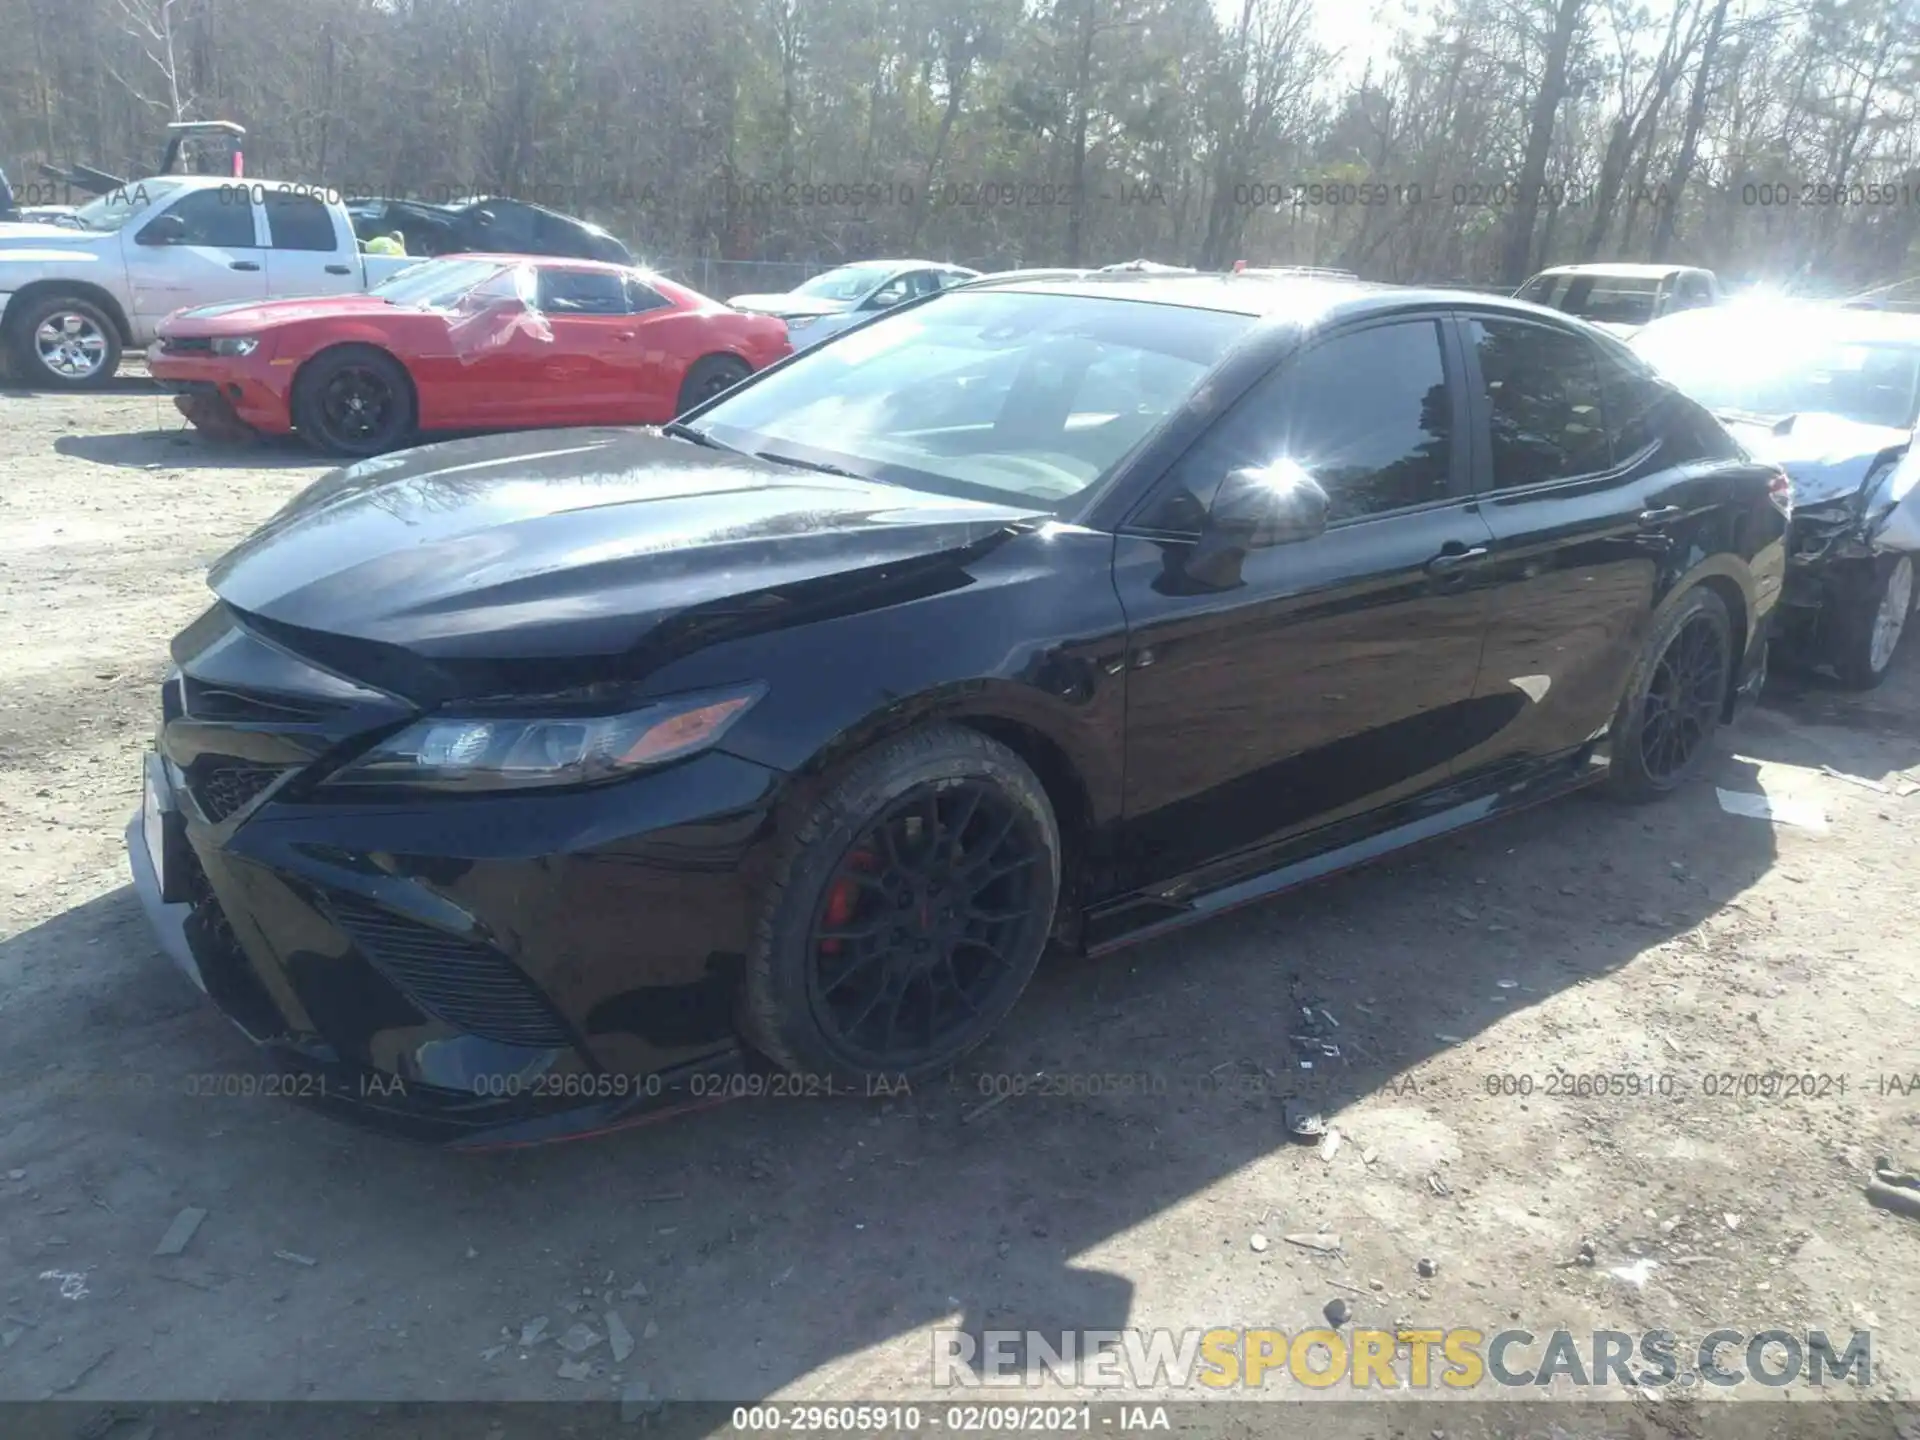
[1151,318,1456,528]
[535,269,631,315]
[1468,317,1610,488]
[264,193,338,251]
[1595,348,1666,462]
[624,276,671,313]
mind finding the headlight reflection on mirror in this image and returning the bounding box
[320,685,765,793]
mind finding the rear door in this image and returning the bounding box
[1112,313,1497,889]
[125,187,268,339]
[262,191,359,298]
[1449,310,1696,777]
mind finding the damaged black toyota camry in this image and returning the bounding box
[129,274,1788,1146]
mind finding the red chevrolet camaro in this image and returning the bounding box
[148,255,793,456]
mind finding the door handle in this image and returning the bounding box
[324,263,352,275]
[229,260,261,271]
[1637,506,1684,527]
[1426,544,1489,575]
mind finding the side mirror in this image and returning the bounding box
[1210,461,1330,547]
[138,212,188,246]
[1184,461,1330,589]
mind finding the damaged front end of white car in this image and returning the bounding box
[1731,413,1920,689]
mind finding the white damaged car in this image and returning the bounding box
[1633,302,1920,688]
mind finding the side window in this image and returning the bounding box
[535,269,632,315]
[146,189,257,248]
[1468,316,1610,488]
[264,193,338,252]
[624,276,671,313]
[1595,348,1666,462]
[868,276,912,308]
[465,202,537,252]
[1141,319,1456,531]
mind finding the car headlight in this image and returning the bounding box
[211,336,260,357]
[783,315,817,330]
[320,684,764,794]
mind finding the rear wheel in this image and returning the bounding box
[675,355,751,416]
[741,726,1060,1084]
[8,293,122,390]
[1605,587,1732,802]
[1829,553,1914,690]
[291,345,416,457]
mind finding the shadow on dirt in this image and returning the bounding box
[0,736,1789,1402]
[53,426,320,471]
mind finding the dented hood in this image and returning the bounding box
[1721,412,1913,507]
[208,428,1044,665]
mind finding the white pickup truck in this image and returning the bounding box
[0,176,417,389]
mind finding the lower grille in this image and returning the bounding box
[190,761,290,824]
[324,894,572,1049]
[163,336,214,354]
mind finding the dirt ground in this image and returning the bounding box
[2,382,1919,1431]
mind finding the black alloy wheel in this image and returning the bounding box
[292,345,416,457]
[1606,586,1732,801]
[807,781,1043,1066]
[742,725,1060,1083]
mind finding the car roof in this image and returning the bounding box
[1530,262,1702,279]
[968,272,1589,327]
[1639,298,1920,345]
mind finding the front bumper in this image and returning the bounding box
[127,681,788,1148]
[148,343,296,433]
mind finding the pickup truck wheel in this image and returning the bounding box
[1829,553,1914,690]
[291,346,416,457]
[9,295,122,390]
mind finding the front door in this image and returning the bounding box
[124,187,269,341]
[1113,313,1497,890]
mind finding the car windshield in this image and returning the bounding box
[694,290,1256,507]
[792,265,896,302]
[1632,311,1920,430]
[372,258,522,310]
[68,180,186,233]
[1519,272,1663,326]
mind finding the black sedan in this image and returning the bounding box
[128,274,1788,1145]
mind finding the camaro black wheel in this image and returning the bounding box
[742,725,1060,1083]
[1829,553,1914,691]
[8,293,122,390]
[1605,586,1732,802]
[292,345,416,457]
[675,355,751,416]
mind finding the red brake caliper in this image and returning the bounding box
[818,850,876,956]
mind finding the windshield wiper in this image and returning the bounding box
[752,449,863,479]
[1715,408,1798,434]
[660,420,742,453]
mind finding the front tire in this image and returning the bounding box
[8,294,122,390]
[1829,553,1914,690]
[741,725,1061,1085]
[291,345,416,457]
[1605,586,1733,802]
